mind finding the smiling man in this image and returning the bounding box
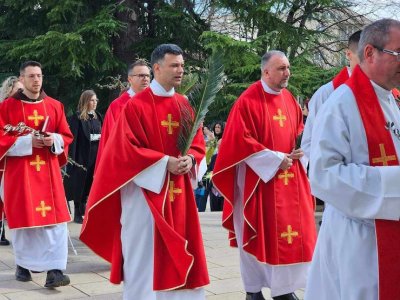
[212,50,316,300]
[80,44,209,300]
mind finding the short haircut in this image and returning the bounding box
[261,50,286,70]
[20,61,42,75]
[358,18,400,62]
[150,44,183,67]
[348,30,361,52]
[128,59,150,75]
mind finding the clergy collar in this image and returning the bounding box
[346,66,352,77]
[127,87,135,97]
[370,80,392,102]
[14,89,47,103]
[150,79,175,97]
[261,79,281,95]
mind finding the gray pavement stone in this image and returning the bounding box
[0,212,311,299]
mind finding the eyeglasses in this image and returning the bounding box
[129,74,150,79]
[373,45,400,61]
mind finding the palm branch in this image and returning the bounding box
[177,51,225,155]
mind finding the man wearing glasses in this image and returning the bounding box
[95,59,150,168]
[0,61,73,288]
[305,18,400,300]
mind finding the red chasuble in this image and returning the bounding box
[0,95,73,229]
[212,81,316,265]
[80,87,209,290]
[95,91,131,171]
[346,65,400,300]
[332,66,350,89]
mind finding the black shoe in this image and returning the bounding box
[44,269,70,288]
[74,214,83,224]
[15,265,32,282]
[0,221,10,246]
[273,293,300,300]
[246,291,265,300]
[0,237,10,246]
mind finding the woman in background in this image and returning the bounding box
[64,90,103,223]
[0,76,24,245]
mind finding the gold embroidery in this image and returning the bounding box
[27,110,44,127]
[278,170,294,185]
[169,180,182,202]
[161,114,179,134]
[35,201,51,217]
[30,155,45,172]
[281,225,298,244]
[372,143,397,166]
[273,109,286,127]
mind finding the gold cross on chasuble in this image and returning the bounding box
[273,109,287,127]
[30,155,45,171]
[281,225,299,244]
[161,114,179,135]
[372,143,397,166]
[35,200,52,217]
[169,181,182,202]
[278,170,294,185]
[28,110,44,126]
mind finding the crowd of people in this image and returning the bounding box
[0,17,399,300]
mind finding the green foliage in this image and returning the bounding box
[178,51,225,155]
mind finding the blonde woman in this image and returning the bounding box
[0,76,23,246]
[0,76,24,102]
[63,90,103,223]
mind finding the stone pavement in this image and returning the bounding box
[0,212,322,299]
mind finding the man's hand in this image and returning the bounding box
[42,133,54,147]
[178,155,192,174]
[279,154,293,171]
[32,133,54,148]
[288,148,303,160]
[32,135,45,148]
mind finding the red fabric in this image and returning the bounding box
[346,65,400,300]
[80,87,209,290]
[332,66,350,89]
[0,96,73,229]
[212,81,316,265]
[95,91,131,171]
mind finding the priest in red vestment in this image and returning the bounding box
[80,44,209,300]
[0,61,73,288]
[95,59,150,171]
[212,51,316,300]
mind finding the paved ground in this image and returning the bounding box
[0,211,322,300]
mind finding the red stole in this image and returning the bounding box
[346,65,400,300]
[332,67,350,89]
[213,81,316,265]
[0,97,72,228]
[80,88,209,290]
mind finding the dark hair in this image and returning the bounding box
[212,121,225,139]
[20,61,42,74]
[348,30,361,52]
[128,59,150,75]
[150,44,183,66]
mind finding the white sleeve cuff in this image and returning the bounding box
[51,133,65,155]
[7,135,32,156]
[245,150,284,183]
[379,166,400,220]
[133,156,169,194]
